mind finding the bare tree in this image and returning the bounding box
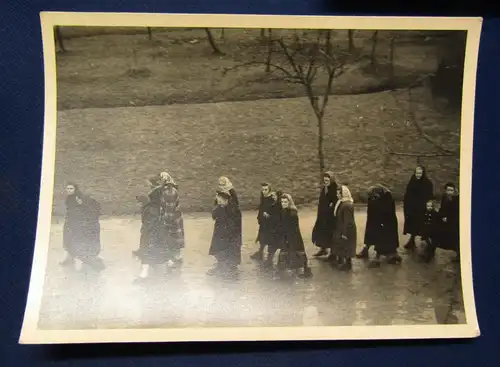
[260,28,266,43]
[265,29,273,73]
[370,30,379,69]
[204,28,224,55]
[147,27,153,40]
[54,26,66,53]
[324,30,332,56]
[348,30,355,52]
[220,28,225,40]
[389,35,396,79]
[224,32,358,174]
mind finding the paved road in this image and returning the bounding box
[38,206,464,330]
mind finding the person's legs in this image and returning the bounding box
[404,234,417,250]
[420,238,437,263]
[250,243,265,260]
[356,244,371,259]
[264,245,277,268]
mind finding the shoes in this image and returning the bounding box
[313,249,328,257]
[356,246,369,259]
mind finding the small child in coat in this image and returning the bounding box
[420,200,440,262]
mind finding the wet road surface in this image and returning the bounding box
[38,206,465,330]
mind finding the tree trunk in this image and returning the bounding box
[325,30,332,56]
[54,26,66,52]
[147,27,152,40]
[220,28,225,40]
[370,30,379,70]
[204,28,224,55]
[293,30,300,46]
[348,30,355,52]
[265,29,273,73]
[317,114,326,174]
[260,28,266,43]
[389,36,395,79]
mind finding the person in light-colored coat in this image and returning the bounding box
[331,184,357,271]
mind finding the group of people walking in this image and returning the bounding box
[58,165,460,282]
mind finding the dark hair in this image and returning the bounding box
[261,182,270,187]
[444,182,456,190]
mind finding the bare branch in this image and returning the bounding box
[383,136,455,158]
[222,60,301,83]
[277,39,303,78]
[319,65,338,117]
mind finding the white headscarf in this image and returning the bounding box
[218,176,234,191]
[334,185,354,216]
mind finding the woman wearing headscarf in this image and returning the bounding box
[215,176,239,208]
[359,184,402,267]
[331,185,357,271]
[61,183,104,272]
[403,165,434,250]
[208,190,243,277]
[276,193,313,278]
[312,171,338,258]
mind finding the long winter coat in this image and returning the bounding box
[436,194,460,252]
[403,172,434,235]
[364,191,399,255]
[63,192,102,261]
[159,186,185,252]
[137,201,163,264]
[209,202,242,266]
[256,195,280,248]
[312,183,338,249]
[276,208,307,270]
[331,201,357,258]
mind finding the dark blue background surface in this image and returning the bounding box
[1,1,499,366]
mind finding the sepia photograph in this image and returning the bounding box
[20,13,481,344]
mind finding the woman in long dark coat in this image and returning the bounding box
[312,171,338,258]
[276,193,312,278]
[252,185,281,266]
[359,185,402,267]
[133,194,162,281]
[403,165,434,250]
[61,183,104,271]
[208,190,242,277]
[261,190,282,269]
[251,183,276,261]
[430,183,460,263]
[331,185,357,271]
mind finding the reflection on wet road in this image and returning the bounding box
[38,206,465,330]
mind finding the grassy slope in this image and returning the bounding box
[52,28,460,215]
[54,91,459,216]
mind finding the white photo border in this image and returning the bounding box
[19,12,482,344]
